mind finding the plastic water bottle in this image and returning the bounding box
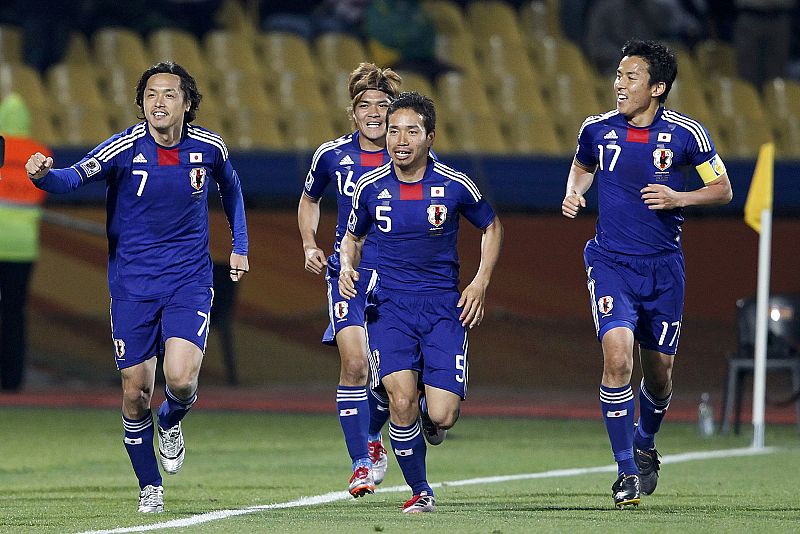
[698,392,714,437]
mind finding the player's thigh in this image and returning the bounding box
[584,250,638,342]
[636,255,685,355]
[423,384,461,429]
[161,285,214,353]
[110,297,163,370]
[369,293,422,380]
[163,337,204,386]
[418,294,469,400]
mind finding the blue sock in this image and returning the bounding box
[157,387,197,430]
[122,413,162,489]
[336,385,370,469]
[600,384,638,476]
[368,388,390,442]
[635,379,672,451]
[389,421,431,496]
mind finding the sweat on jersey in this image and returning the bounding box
[32,122,248,300]
[348,157,496,293]
[575,106,725,256]
[303,130,390,272]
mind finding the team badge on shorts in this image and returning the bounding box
[189,167,207,190]
[427,204,447,227]
[598,295,614,316]
[114,338,126,359]
[334,301,349,321]
[653,148,673,171]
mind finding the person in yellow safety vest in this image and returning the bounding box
[0,93,49,392]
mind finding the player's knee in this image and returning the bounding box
[122,385,152,413]
[389,395,419,422]
[429,406,460,429]
[165,377,197,400]
[339,358,368,385]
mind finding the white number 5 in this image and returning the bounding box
[134,170,148,197]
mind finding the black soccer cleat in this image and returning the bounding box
[611,474,641,508]
[634,446,661,495]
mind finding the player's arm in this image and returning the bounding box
[562,158,596,218]
[338,230,365,300]
[459,216,504,329]
[298,192,327,275]
[26,152,84,193]
[216,160,249,282]
[642,155,733,210]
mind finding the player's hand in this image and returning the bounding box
[25,152,53,180]
[338,268,360,300]
[458,282,487,329]
[229,253,249,282]
[562,191,586,218]
[641,184,684,210]
[303,246,327,275]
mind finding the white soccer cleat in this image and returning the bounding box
[158,422,185,474]
[348,465,376,498]
[368,437,389,485]
[138,484,164,513]
[402,491,436,513]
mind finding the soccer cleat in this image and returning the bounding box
[368,437,389,485]
[348,465,375,498]
[634,446,661,495]
[419,412,446,446]
[158,422,185,474]
[611,474,641,508]
[138,484,164,513]
[402,491,436,513]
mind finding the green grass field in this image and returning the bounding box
[2,407,799,533]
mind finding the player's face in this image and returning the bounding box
[614,55,661,120]
[387,108,434,174]
[352,89,392,146]
[143,73,190,133]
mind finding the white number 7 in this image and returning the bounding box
[134,170,148,197]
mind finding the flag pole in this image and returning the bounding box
[751,207,771,449]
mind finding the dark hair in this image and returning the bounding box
[135,62,202,123]
[387,91,436,134]
[620,40,677,103]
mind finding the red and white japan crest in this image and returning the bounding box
[427,204,447,227]
[653,148,673,171]
[189,167,207,190]
[114,338,126,359]
[598,295,614,315]
[334,301,349,320]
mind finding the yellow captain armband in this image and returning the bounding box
[695,154,727,184]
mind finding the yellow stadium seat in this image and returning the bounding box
[282,109,338,152]
[149,28,208,80]
[93,27,151,73]
[505,112,565,155]
[530,35,595,87]
[432,32,480,77]
[214,0,258,36]
[315,33,370,80]
[762,78,800,118]
[770,114,800,159]
[272,70,327,115]
[258,31,317,80]
[663,79,711,124]
[0,63,49,111]
[437,107,507,154]
[394,70,435,97]
[108,103,142,132]
[466,0,524,46]
[435,71,492,117]
[721,114,773,159]
[53,106,114,147]
[709,76,766,122]
[694,40,737,78]
[193,106,227,136]
[0,25,23,64]
[30,112,60,146]
[673,48,701,87]
[46,63,104,109]
[204,30,262,76]
[519,0,562,40]
[63,32,93,65]
[98,65,143,113]
[214,68,273,115]
[492,72,547,125]
[422,0,469,38]
[477,37,537,94]
[224,108,287,151]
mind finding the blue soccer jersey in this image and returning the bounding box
[575,107,725,255]
[304,131,391,271]
[348,157,496,293]
[34,122,248,300]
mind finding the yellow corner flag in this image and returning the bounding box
[744,142,774,233]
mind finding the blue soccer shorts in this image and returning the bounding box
[584,241,685,355]
[110,284,214,370]
[368,289,469,399]
[322,265,378,346]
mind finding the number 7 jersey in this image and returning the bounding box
[575,107,726,255]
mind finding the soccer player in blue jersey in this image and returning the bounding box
[25,62,249,513]
[298,63,401,497]
[561,40,732,508]
[339,92,503,513]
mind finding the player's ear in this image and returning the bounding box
[427,130,435,147]
[651,81,666,99]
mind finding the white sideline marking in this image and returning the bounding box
[78,446,776,533]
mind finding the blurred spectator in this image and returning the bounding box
[312,0,372,36]
[0,93,49,392]
[733,0,796,88]
[584,0,705,75]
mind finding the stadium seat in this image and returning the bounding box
[315,33,370,80]
[466,0,524,46]
[223,108,287,151]
[422,0,469,38]
[663,79,712,125]
[720,294,800,435]
[0,25,23,64]
[519,0,562,40]
[530,35,595,87]
[432,32,480,78]
[694,40,737,79]
[214,68,274,115]
[762,78,800,118]
[272,70,327,116]
[547,72,602,138]
[282,108,338,152]
[492,72,548,131]
[476,37,537,95]
[437,107,507,155]
[63,32,93,65]
[394,70,435,97]
[53,106,114,147]
[214,0,258,36]
[504,112,564,155]
[771,114,800,159]
[204,30,263,77]
[435,71,492,117]
[149,28,209,80]
[46,63,104,109]
[709,76,767,123]
[258,31,317,81]
[0,63,49,112]
[721,114,773,159]
[93,27,151,73]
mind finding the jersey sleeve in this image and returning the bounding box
[574,118,599,168]
[32,136,121,193]
[303,145,334,199]
[683,122,727,184]
[456,175,496,229]
[214,154,249,256]
[347,184,373,238]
